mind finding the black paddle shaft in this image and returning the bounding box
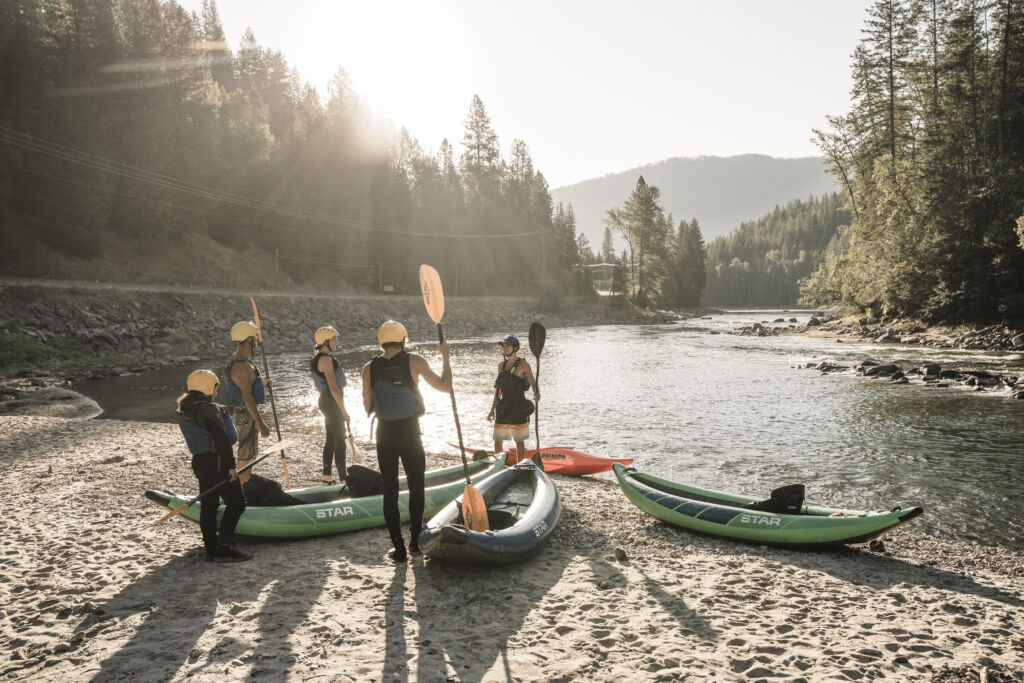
[255,341,285,450]
[528,322,546,466]
[438,323,472,484]
[182,452,270,510]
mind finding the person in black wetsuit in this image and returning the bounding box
[360,320,451,563]
[311,325,351,485]
[487,334,540,464]
[176,369,251,563]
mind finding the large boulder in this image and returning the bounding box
[863,363,901,377]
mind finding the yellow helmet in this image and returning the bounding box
[377,320,408,345]
[315,325,340,347]
[231,321,259,342]
[186,369,219,396]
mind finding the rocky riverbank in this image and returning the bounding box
[800,358,1024,399]
[0,279,686,398]
[735,313,1024,353]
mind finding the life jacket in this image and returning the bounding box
[224,356,266,408]
[310,352,347,394]
[178,400,238,455]
[494,357,532,422]
[369,351,425,421]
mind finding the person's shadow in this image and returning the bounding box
[78,540,332,682]
[379,494,717,683]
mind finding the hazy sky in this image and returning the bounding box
[179,0,873,188]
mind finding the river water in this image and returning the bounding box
[74,311,1024,549]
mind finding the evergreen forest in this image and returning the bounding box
[704,194,851,307]
[0,0,593,300]
[803,0,1024,322]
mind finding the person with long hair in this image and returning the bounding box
[311,325,351,485]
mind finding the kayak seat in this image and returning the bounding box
[742,484,806,514]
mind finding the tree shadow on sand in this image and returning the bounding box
[77,540,333,682]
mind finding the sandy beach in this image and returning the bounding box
[1,411,1022,682]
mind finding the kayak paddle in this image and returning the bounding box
[250,297,290,488]
[419,264,489,532]
[151,439,293,526]
[527,322,546,470]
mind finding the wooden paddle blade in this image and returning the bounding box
[249,298,264,342]
[346,436,363,464]
[263,438,293,456]
[152,501,190,526]
[528,322,546,357]
[461,484,489,531]
[419,264,445,324]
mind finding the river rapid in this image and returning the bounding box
[74,311,1024,549]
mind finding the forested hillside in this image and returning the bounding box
[0,0,592,300]
[551,155,837,249]
[803,0,1024,322]
[704,194,850,307]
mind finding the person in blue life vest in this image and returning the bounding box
[487,335,540,464]
[361,320,452,563]
[176,369,250,562]
[311,325,351,485]
[225,321,272,485]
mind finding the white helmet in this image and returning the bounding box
[186,369,219,396]
[231,321,259,342]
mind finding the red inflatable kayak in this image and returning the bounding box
[450,443,633,475]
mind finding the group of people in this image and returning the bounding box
[175,319,540,564]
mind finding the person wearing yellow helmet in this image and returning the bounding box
[176,369,250,562]
[224,321,272,485]
[361,320,452,562]
[311,325,351,485]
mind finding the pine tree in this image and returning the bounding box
[604,176,669,307]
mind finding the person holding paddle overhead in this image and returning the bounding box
[487,335,540,464]
[361,320,452,563]
[311,325,351,486]
[176,369,251,563]
[225,321,272,485]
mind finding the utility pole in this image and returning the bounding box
[378,262,383,296]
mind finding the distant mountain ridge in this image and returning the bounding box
[551,154,838,250]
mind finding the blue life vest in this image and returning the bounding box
[310,352,347,394]
[224,357,266,408]
[370,351,424,421]
[179,403,238,455]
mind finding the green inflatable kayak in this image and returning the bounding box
[613,463,923,548]
[145,456,505,539]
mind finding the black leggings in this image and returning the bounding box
[375,416,425,547]
[192,455,247,555]
[318,391,347,478]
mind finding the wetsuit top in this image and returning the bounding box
[369,351,425,422]
[310,352,347,395]
[178,394,238,468]
[224,356,266,408]
[494,357,531,424]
